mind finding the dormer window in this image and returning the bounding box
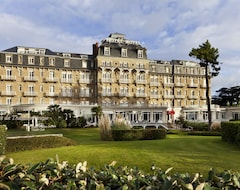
[64,59,70,67]
[28,56,35,65]
[137,49,143,58]
[104,47,110,56]
[121,48,127,57]
[6,55,12,63]
[49,58,55,66]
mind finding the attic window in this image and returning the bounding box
[121,48,127,57]
[104,47,110,56]
[137,50,143,58]
[6,55,12,63]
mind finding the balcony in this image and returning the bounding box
[175,95,185,99]
[1,75,16,81]
[163,95,174,99]
[78,79,92,84]
[163,83,174,87]
[101,78,112,83]
[79,93,91,97]
[61,79,72,83]
[23,76,38,82]
[150,94,159,98]
[188,95,198,99]
[200,96,206,100]
[44,92,59,97]
[188,83,198,88]
[174,83,185,87]
[44,77,58,83]
[135,93,147,97]
[150,81,159,86]
[23,92,38,97]
[136,80,146,84]
[1,91,16,96]
[119,79,129,84]
[102,92,112,96]
[119,93,129,97]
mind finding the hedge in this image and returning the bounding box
[0,125,7,155]
[6,136,76,153]
[111,129,166,141]
[0,156,240,189]
[221,121,240,145]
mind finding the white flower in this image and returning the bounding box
[152,176,157,181]
[39,174,49,186]
[76,161,87,174]
[127,175,133,181]
[9,158,14,165]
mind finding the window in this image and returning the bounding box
[104,47,110,56]
[28,98,34,104]
[28,56,34,65]
[19,85,22,91]
[137,50,143,58]
[49,58,55,66]
[40,69,43,77]
[6,55,12,63]
[82,60,87,68]
[49,70,55,78]
[121,48,127,57]
[40,57,44,65]
[6,85,12,93]
[6,98,12,105]
[64,59,70,67]
[18,55,22,64]
[50,85,55,93]
[6,68,12,77]
[18,68,22,76]
[40,85,43,92]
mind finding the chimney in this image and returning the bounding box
[92,42,99,57]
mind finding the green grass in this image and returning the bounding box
[6,128,240,176]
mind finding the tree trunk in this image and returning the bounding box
[205,64,212,130]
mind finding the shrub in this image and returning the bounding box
[221,121,240,144]
[0,157,240,189]
[98,114,112,141]
[6,136,76,153]
[112,129,166,141]
[111,117,131,130]
[0,125,7,155]
[184,122,208,131]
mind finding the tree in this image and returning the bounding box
[189,40,221,130]
[44,104,66,128]
[91,106,102,123]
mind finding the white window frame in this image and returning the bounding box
[6,55,12,63]
[137,50,143,58]
[121,48,127,57]
[104,47,110,56]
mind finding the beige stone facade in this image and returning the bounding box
[0,33,226,123]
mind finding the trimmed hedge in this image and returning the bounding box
[0,125,7,155]
[0,156,240,189]
[6,136,76,153]
[221,121,240,145]
[112,129,166,141]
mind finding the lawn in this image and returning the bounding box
[6,128,240,176]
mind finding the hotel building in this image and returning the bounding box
[0,33,225,124]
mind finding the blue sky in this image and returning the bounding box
[0,0,239,94]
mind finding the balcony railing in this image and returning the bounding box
[136,93,147,97]
[150,94,159,98]
[188,95,198,99]
[136,80,146,84]
[119,79,129,84]
[188,83,198,88]
[1,91,16,96]
[102,92,112,96]
[150,81,159,86]
[79,93,91,97]
[163,83,174,87]
[119,93,129,97]
[79,79,92,84]
[23,92,38,96]
[23,76,38,82]
[61,79,73,83]
[163,95,174,99]
[174,83,185,87]
[1,75,16,81]
[101,78,112,83]
[44,77,58,83]
[44,92,59,97]
[175,95,185,99]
